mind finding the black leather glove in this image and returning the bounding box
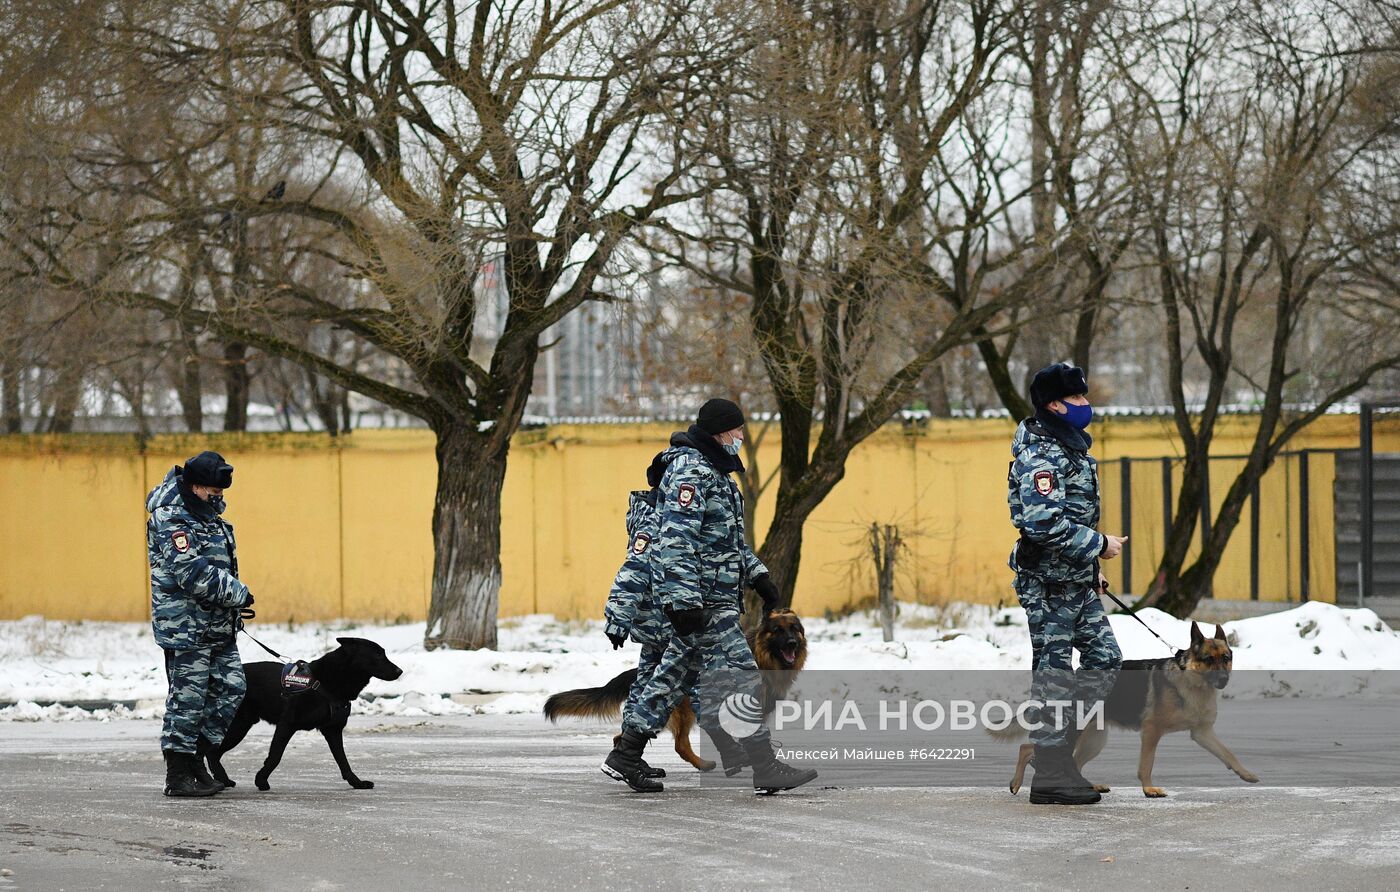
[242,591,255,607]
[751,574,781,614]
[606,630,627,650]
[665,607,707,636]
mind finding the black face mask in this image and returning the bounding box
[178,477,220,519]
[676,424,744,474]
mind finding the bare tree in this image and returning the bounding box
[653,0,1102,605]
[1115,0,1400,616]
[4,0,747,648]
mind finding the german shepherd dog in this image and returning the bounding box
[544,609,808,772]
[206,638,403,791]
[1004,621,1259,798]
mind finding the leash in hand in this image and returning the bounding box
[237,606,289,661]
[1098,580,1178,655]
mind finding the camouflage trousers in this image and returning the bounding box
[621,644,710,730]
[622,644,667,727]
[161,642,246,753]
[621,609,766,743]
[1014,573,1122,748]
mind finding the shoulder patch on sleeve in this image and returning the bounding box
[678,483,697,508]
[171,531,191,553]
[1033,470,1056,496]
[631,532,652,555]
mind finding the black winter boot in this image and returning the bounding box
[705,726,751,777]
[744,737,817,794]
[638,757,666,780]
[602,729,664,793]
[193,738,228,791]
[163,751,220,798]
[1028,745,1101,805]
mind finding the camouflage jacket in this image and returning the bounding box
[146,466,250,649]
[650,443,767,614]
[603,489,671,646]
[1007,417,1105,585]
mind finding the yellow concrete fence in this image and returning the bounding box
[1,415,1395,624]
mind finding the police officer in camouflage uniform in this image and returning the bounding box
[146,451,252,797]
[1008,364,1126,805]
[602,441,779,786]
[603,399,815,794]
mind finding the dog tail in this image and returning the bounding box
[543,668,637,723]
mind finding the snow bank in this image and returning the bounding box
[2,600,1397,722]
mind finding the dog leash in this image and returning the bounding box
[237,607,290,661]
[1099,584,1178,655]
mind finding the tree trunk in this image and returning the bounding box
[424,423,509,651]
[1139,454,1207,612]
[975,337,1033,419]
[923,360,952,417]
[759,452,846,608]
[222,341,250,431]
[1,352,21,433]
[307,367,342,435]
[46,365,83,433]
[176,326,204,432]
[338,390,352,433]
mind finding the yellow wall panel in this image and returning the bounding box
[1,415,1396,623]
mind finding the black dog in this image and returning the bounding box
[207,637,403,791]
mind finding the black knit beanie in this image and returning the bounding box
[696,398,745,435]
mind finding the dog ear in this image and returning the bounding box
[1214,624,1227,641]
[1190,621,1204,646]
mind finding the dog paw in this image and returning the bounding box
[1092,784,1111,793]
[1238,771,1259,783]
[349,779,374,790]
[255,775,271,792]
[220,778,237,788]
[696,760,717,773]
[1142,787,1167,798]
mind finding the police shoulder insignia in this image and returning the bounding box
[678,483,697,508]
[171,531,191,553]
[631,533,652,555]
[1033,470,1055,496]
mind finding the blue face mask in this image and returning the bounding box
[1057,401,1093,430]
[721,437,743,456]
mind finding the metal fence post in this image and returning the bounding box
[1249,477,1260,600]
[1120,458,1133,594]
[1360,404,1373,606]
[1298,451,1310,603]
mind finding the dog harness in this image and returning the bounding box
[280,661,321,695]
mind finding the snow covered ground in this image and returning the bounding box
[3,600,1398,722]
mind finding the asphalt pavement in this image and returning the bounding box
[2,715,1398,891]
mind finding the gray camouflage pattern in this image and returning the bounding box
[621,608,766,742]
[1006,418,1120,747]
[161,642,247,753]
[649,446,767,613]
[146,466,250,650]
[1006,420,1105,585]
[605,490,671,645]
[1015,574,1121,747]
